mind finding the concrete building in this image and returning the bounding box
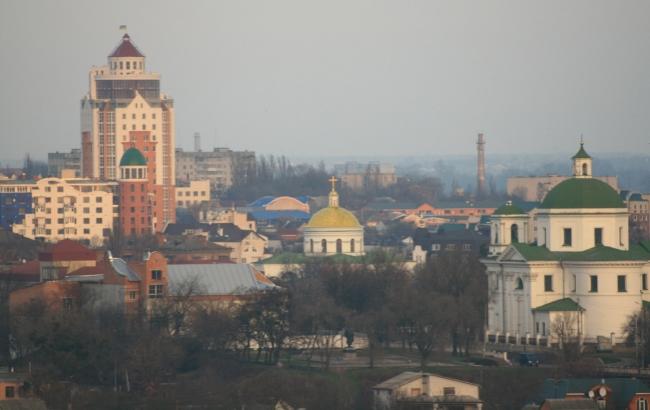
[175,148,255,193]
[8,175,117,245]
[175,180,210,208]
[508,175,619,202]
[47,149,81,178]
[482,144,650,346]
[303,177,364,256]
[334,161,396,190]
[372,372,482,410]
[118,147,153,236]
[0,182,32,230]
[80,32,175,231]
[201,207,257,231]
[621,190,650,242]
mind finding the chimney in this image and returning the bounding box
[476,133,486,198]
[194,132,201,152]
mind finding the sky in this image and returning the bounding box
[1,0,649,161]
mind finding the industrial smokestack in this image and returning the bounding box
[194,132,201,152]
[477,133,486,198]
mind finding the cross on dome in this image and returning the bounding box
[329,176,338,192]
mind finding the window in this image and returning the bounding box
[544,275,553,292]
[582,163,588,176]
[129,291,137,300]
[96,197,102,203]
[96,218,103,224]
[151,270,162,280]
[309,239,314,253]
[595,228,603,246]
[443,387,456,396]
[643,273,648,291]
[572,274,577,292]
[542,322,546,336]
[590,275,598,292]
[410,388,421,396]
[638,398,648,410]
[148,284,164,298]
[83,207,89,214]
[511,224,519,243]
[96,207,102,213]
[618,275,627,292]
[563,228,572,246]
[83,228,90,234]
[515,277,524,290]
[536,322,540,334]
[336,239,342,254]
[321,239,327,253]
[62,297,73,311]
[620,227,624,246]
[350,238,355,253]
[5,386,15,398]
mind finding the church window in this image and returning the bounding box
[119,61,123,70]
[619,227,624,246]
[594,228,603,246]
[336,239,342,254]
[350,239,355,253]
[321,239,327,253]
[590,275,598,292]
[495,228,499,244]
[544,275,553,292]
[617,275,627,292]
[310,239,314,253]
[642,273,648,291]
[582,163,588,176]
[571,274,576,292]
[563,228,572,247]
[511,224,519,243]
[542,322,546,336]
[515,278,524,290]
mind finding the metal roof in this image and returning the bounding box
[109,257,141,281]
[168,264,277,296]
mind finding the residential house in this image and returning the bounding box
[372,371,483,410]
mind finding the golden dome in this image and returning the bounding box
[307,206,361,228]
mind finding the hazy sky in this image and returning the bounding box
[1,0,649,161]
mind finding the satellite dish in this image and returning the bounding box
[599,387,607,397]
[588,390,595,399]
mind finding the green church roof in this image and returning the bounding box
[572,143,591,159]
[533,298,584,312]
[119,148,147,167]
[511,242,650,262]
[540,178,625,209]
[493,202,526,215]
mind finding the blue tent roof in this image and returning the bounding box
[248,195,310,208]
[249,210,311,221]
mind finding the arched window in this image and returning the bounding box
[511,224,519,243]
[321,239,327,253]
[495,228,499,244]
[336,239,343,254]
[310,239,314,253]
[515,277,524,290]
[582,163,588,176]
[350,238,355,253]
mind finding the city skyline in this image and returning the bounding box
[1,0,650,161]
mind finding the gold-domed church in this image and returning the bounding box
[303,177,365,256]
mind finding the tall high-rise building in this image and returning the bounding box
[476,133,486,198]
[80,32,175,231]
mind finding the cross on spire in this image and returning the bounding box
[329,176,338,192]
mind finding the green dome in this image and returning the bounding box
[494,202,525,215]
[541,178,625,209]
[119,148,147,166]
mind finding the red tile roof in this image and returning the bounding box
[109,34,144,58]
[39,240,97,262]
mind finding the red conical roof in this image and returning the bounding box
[109,33,144,58]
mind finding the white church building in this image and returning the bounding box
[482,144,650,346]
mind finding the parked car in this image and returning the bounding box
[519,352,540,367]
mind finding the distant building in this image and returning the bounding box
[508,175,618,202]
[201,207,257,231]
[246,196,311,225]
[334,161,396,190]
[620,190,650,242]
[80,32,176,231]
[372,371,483,410]
[411,226,489,264]
[525,378,650,410]
[176,180,210,208]
[10,250,169,315]
[0,182,32,230]
[47,148,81,177]
[175,148,255,193]
[7,176,117,245]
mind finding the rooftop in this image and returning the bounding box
[511,243,650,262]
[109,33,144,58]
